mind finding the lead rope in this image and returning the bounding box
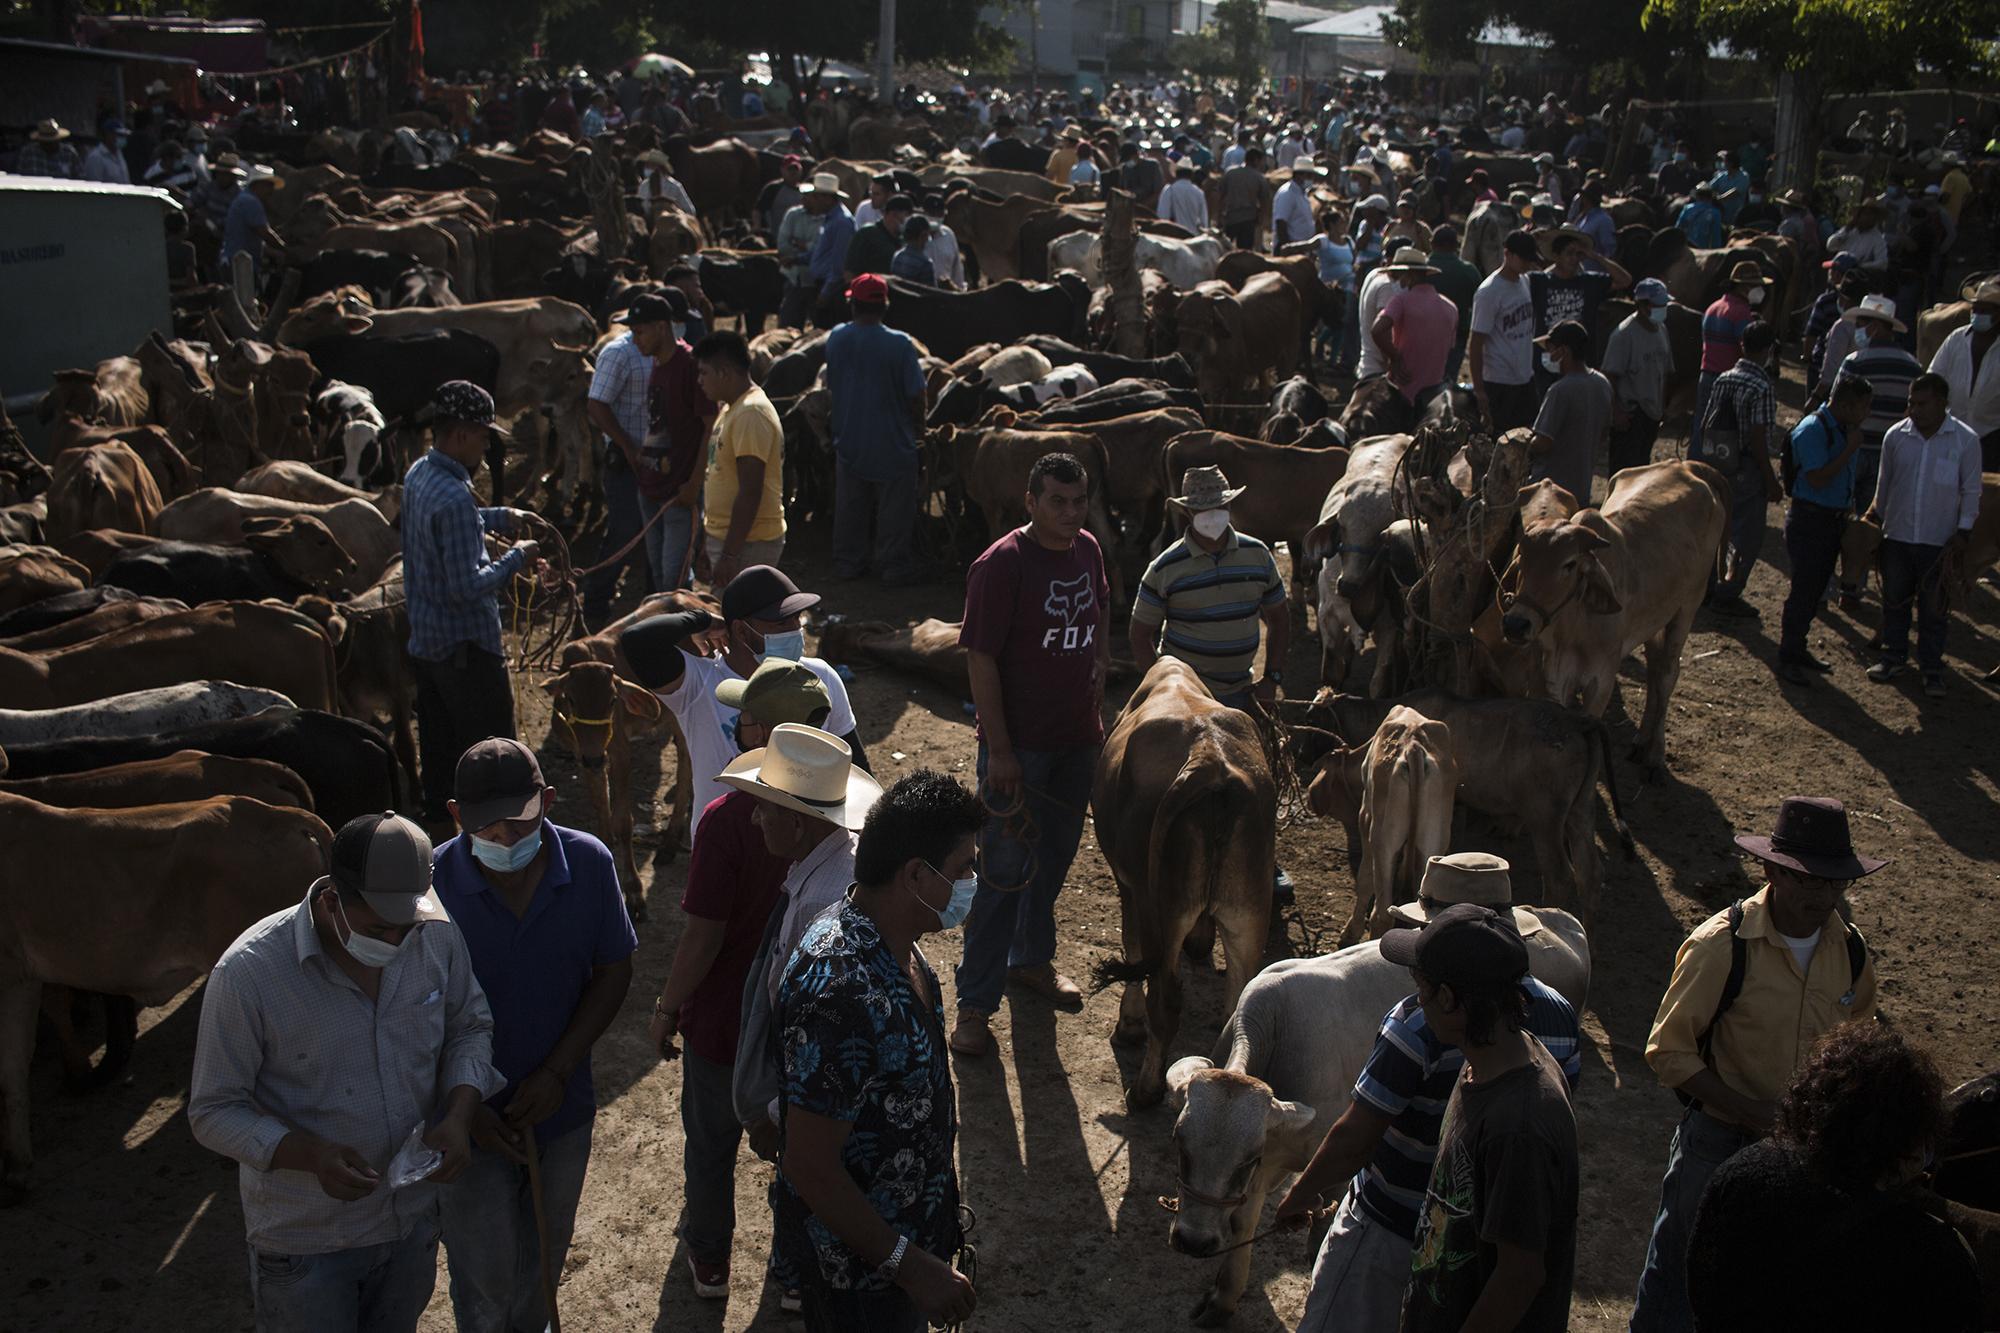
[1155,1191,1334,1256]
[945,1203,978,1333]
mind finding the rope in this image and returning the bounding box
[1155,1192,1333,1256]
[215,29,392,80]
[976,781,1090,893]
[944,1203,979,1333]
[571,492,674,578]
[1877,541,1966,614]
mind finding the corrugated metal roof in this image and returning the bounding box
[0,177,183,208]
[0,36,201,66]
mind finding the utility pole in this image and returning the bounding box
[877,0,896,104]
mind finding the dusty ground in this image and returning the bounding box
[6,401,2000,1332]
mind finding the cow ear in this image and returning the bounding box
[1569,524,1609,551]
[1581,555,1623,615]
[1166,1056,1212,1108]
[615,676,664,721]
[540,675,565,697]
[1264,1097,1317,1142]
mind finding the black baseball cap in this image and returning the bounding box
[1380,902,1529,991]
[430,380,510,441]
[453,737,546,831]
[329,812,448,924]
[1536,320,1590,354]
[626,291,676,326]
[1503,229,1541,261]
[721,564,820,623]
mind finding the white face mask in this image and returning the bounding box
[331,890,403,968]
[1973,312,1995,333]
[1191,508,1231,540]
[1853,328,1874,350]
[1746,287,1766,307]
[1540,352,1563,374]
[670,321,687,341]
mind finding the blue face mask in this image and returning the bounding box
[1853,328,1874,351]
[918,860,978,930]
[470,823,542,873]
[757,629,806,663]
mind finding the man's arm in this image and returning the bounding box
[965,648,1020,796]
[505,957,634,1129]
[1803,418,1863,488]
[1371,310,1401,379]
[1127,616,1160,670]
[1257,596,1290,703]
[651,915,726,1056]
[433,497,527,605]
[587,398,643,469]
[1274,1098,1393,1219]
[1645,927,1776,1131]
[1749,419,1781,500]
[617,607,715,693]
[1596,253,1633,290]
[1468,330,1490,406]
[1459,1242,1548,1333]
[1956,436,1983,535]
[714,455,766,586]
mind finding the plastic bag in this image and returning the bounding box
[385,1122,443,1190]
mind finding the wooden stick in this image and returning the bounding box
[524,1131,563,1333]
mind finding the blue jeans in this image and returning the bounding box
[1706,457,1769,602]
[582,447,648,622]
[1688,370,1717,457]
[440,1121,593,1333]
[678,1049,741,1265]
[833,461,919,581]
[953,742,1096,1015]
[640,495,697,592]
[1629,1109,1755,1333]
[248,1212,440,1333]
[1878,538,1949,674]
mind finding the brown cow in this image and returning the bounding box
[0,596,186,652]
[292,560,418,794]
[0,750,313,813]
[1214,249,1335,327]
[662,136,761,220]
[933,420,1127,608]
[158,488,399,592]
[1067,407,1205,548]
[35,356,148,427]
[0,601,338,713]
[1309,705,1458,947]
[816,618,973,698]
[0,545,89,612]
[1161,431,1352,613]
[0,792,331,1196]
[44,442,163,543]
[237,461,403,524]
[1176,273,1302,401]
[47,419,196,500]
[289,196,470,301]
[1838,472,2000,600]
[1094,657,1276,1109]
[942,193,1062,284]
[214,341,319,465]
[50,528,162,580]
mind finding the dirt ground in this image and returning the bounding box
[7,389,2000,1332]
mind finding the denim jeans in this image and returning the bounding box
[639,495,698,592]
[248,1212,440,1333]
[1628,1109,1755,1333]
[439,1121,593,1333]
[1688,370,1717,457]
[582,447,650,622]
[1781,501,1846,660]
[678,1049,742,1264]
[1706,457,1768,602]
[954,742,1096,1015]
[412,645,515,820]
[833,461,919,581]
[1879,538,1949,674]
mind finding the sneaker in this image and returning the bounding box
[948,1009,994,1056]
[780,1289,803,1314]
[1799,651,1835,674]
[1008,962,1083,1007]
[1923,674,1947,699]
[1866,661,1905,683]
[687,1254,729,1300]
[1273,867,1296,906]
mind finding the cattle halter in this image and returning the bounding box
[1155,1187,1331,1256]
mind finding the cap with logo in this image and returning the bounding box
[1632,277,1672,307]
[626,291,676,326]
[329,812,450,925]
[430,380,512,441]
[453,737,546,831]
[1379,901,1529,992]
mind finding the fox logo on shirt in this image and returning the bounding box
[1041,575,1097,651]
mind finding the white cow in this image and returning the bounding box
[1049,232,1227,290]
[974,345,1054,388]
[0,681,295,751]
[1301,433,1414,691]
[1162,918,1590,1325]
[312,382,392,489]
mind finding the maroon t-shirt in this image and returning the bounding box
[676,790,789,1065]
[959,526,1109,752]
[642,342,715,503]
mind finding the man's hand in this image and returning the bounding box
[897,1247,977,1325]
[747,1119,782,1162]
[1738,1098,1780,1136]
[651,1003,681,1061]
[423,1114,473,1184]
[471,1103,528,1166]
[985,749,1023,800]
[513,538,540,564]
[1475,387,1492,423]
[311,1139,381,1201]
[1255,676,1280,706]
[503,1067,565,1129]
[1273,1180,1323,1226]
[673,475,703,507]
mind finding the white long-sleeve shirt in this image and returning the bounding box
[1271,179,1316,247]
[1928,324,2000,439]
[1874,414,1984,546]
[1158,177,1209,232]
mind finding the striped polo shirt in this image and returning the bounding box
[1130,530,1285,697]
[1351,976,1582,1237]
[1835,345,1923,449]
[1699,292,1755,374]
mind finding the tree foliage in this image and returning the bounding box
[1384,0,1664,72]
[1210,0,1266,102]
[1641,0,1997,89]
[664,0,1011,85]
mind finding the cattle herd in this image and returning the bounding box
[4,72,2000,1329]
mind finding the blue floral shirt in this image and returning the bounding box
[773,900,959,1291]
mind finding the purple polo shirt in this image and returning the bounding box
[432,821,638,1144]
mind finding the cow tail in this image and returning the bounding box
[1592,719,1637,860]
[1088,751,1226,994]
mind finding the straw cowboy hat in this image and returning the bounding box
[637,149,673,170]
[1841,292,1906,332]
[31,118,70,143]
[718,723,883,830]
[1377,257,1441,278]
[1733,796,1885,881]
[798,170,847,199]
[1727,259,1772,287]
[241,164,285,190]
[1168,465,1246,513]
[1390,852,1547,937]
[1774,187,1812,210]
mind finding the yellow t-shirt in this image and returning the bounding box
[703,384,787,543]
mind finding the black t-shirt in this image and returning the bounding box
[1404,1038,1578,1333]
[1529,268,1615,340]
[1687,1141,1983,1333]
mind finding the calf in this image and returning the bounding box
[237,460,402,524]
[815,617,973,698]
[1093,658,1275,1110]
[313,381,395,489]
[47,419,195,500]
[1177,273,1302,402]
[1163,921,1590,1324]
[693,249,784,334]
[44,442,162,543]
[0,595,184,652]
[100,515,357,604]
[292,562,419,799]
[1301,433,1416,688]
[157,488,399,592]
[932,421,1126,606]
[1313,705,1459,946]
[0,681,294,752]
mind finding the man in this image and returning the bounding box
[1689,259,1769,458]
[1776,376,1873,686]
[1385,193,1433,254]
[921,193,967,290]
[952,452,1110,1056]
[145,137,203,195]
[1630,797,1882,1332]
[648,663,831,1298]
[1427,225,1480,383]
[1220,146,1272,251]
[1530,230,1632,346]
[1866,373,1984,698]
[1694,320,1781,617]
[1277,856,1582,1333]
[1674,183,1724,251]
[889,215,937,286]
[1830,295,1922,605]
[1469,231,1543,433]
[1116,140,1165,211]
[1046,128,1081,186]
[1602,278,1676,474]
[221,165,284,287]
[1529,321,1614,505]
[432,740,636,1331]
[403,382,546,822]
[580,291,670,626]
[1130,466,1288,713]
[1221,128,1251,170]
[1351,237,1413,382]
[776,180,830,328]
[538,85,582,137]
[617,563,864,841]
[845,192,913,281]
[1804,255,1863,396]
[14,118,79,177]
[853,174,892,229]
[637,151,698,220]
[79,122,130,183]
[772,769,984,1333]
[825,273,927,585]
[636,287,713,595]
[692,331,786,585]
[1657,139,1698,198]
[189,813,503,1331]
[804,174,857,327]
[1928,277,2000,470]
[1372,257,1459,406]
[1707,149,1751,224]
[1159,161,1210,232]
[1272,156,1321,249]
[757,154,804,236]
[1386,904,1579,1333]
[1569,184,1617,258]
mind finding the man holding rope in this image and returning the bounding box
[582,292,673,629]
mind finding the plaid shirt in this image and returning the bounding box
[588,332,654,445]
[188,891,504,1254]
[402,448,522,660]
[11,141,79,177]
[1701,357,1775,464]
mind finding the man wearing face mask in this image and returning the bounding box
[1688,260,1769,460]
[190,812,505,1332]
[1529,321,1614,505]
[1927,277,2000,471]
[80,120,131,183]
[617,564,864,844]
[772,769,983,1333]
[1657,140,1697,198]
[1694,321,1782,617]
[430,740,637,1332]
[1603,279,1676,473]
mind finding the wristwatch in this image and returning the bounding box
[877,1234,910,1282]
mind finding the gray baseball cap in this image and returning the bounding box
[329,812,449,925]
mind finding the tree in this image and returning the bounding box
[1210,0,1266,106]
[664,0,1011,105]
[1384,0,1676,80]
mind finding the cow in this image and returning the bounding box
[1018,336,1199,390]
[1160,431,1352,614]
[1262,376,1332,442]
[943,193,1070,283]
[0,546,88,614]
[35,356,149,427]
[0,600,337,715]
[1176,273,1302,401]
[881,275,1090,361]
[0,584,134,639]
[1055,233,1225,290]
[100,515,357,605]
[1213,250,1340,345]
[1026,378,1207,426]
[1838,471,2000,598]
[693,249,784,335]
[661,135,762,219]
[1093,658,1276,1110]
[45,420,195,501]
[1064,407,1206,550]
[1162,919,1590,1325]
[931,421,1126,605]
[1485,460,1729,778]
[213,340,319,466]
[294,247,419,304]
[237,460,402,524]
[292,561,419,797]
[157,489,398,593]
[287,197,469,301]
[927,364,1102,428]
[1307,705,1459,946]
[43,442,162,544]
[0,792,331,1197]
[0,708,398,830]
[814,618,975,698]
[0,750,313,813]
[0,501,41,545]
[0,595,185,652]
[0,681,295,752]
[1301,433,1416,688]
[310,381,394,487]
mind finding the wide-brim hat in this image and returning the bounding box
[1378,260,1440,278]
[32,118,69,143]
[1841,292,1906,332]
[638,149,673,169]
[1389,853,1543,937]
[1291,154,1324,175]
[242,165,285,190]
[799,171,845,198]
[1168,464,1245,513]
[1733,796,1886,880]
[1540,225,1594,259]
[718,723,883,830]
[1727,259,1772,287]
[1961,275,2000,305]
[1774,187,1811,210]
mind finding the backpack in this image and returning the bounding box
[1677,898,1868,1110]
[1701,375,1743,469]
